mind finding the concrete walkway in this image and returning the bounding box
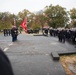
[2,33,76,75]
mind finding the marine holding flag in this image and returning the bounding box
[20,18,28,33]
[11,18,18,42]
[11,26,18,42]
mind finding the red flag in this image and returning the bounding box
[20,18,28,33]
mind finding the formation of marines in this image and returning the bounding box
[3,28,11,36]
[3,26,76,44]
[43,27,76,44]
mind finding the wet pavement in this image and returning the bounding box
[0,33,76,75]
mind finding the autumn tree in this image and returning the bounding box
[0,12,13,30]
[44,5,69,28]
[70,8,76,27]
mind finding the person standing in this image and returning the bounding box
[8,29,11,36]
[61,29,66,43]
[3,28,7,36]
[11,26,18,42]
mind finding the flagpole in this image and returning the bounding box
[14,18,16,27]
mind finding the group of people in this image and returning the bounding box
[3,26,19,42]
[3,29,11,36]
[27,29,39,34]
[42,27,76,44]
[3,26,76,44]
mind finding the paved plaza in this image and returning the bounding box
[0,33,76,75]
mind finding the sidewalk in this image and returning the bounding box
[5,33,75,75]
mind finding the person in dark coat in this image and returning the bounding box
[11,26,18,42]
[0,48,14,75]
[3,29,7,36]
[58,30,62,42]
[45,28,48,36]
[61,29,66,43]
[8,29,11,36]
[49,28,53,36]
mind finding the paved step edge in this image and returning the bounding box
[51,50,76,61]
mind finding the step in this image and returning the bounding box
[51,52,60,60]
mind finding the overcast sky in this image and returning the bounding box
[0,0,76,14]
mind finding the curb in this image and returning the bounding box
[51,52,60,60]
[51,50,76,61]
[33,34,43,36]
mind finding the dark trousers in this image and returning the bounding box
[12,36,17,42]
